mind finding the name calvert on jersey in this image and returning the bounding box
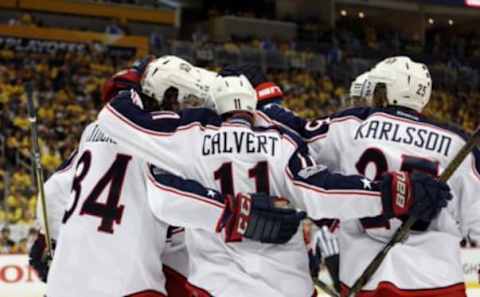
[202,130,279,156]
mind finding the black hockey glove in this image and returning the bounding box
[217,193,306,244]
[28,233,55,282]
[380,171,452,222]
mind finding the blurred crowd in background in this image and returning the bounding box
[0,48,127,245]
[1,4,480,253]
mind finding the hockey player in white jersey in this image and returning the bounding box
[32,56,304,297]
[97,72,452,297]
[250,57,480,297]
[29,58,156,280]
[29,57,156,283]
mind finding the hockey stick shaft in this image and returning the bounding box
[348,126,480,296]
[26,82,53,258]
[313,277,340,297]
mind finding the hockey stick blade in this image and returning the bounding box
[26,82,53,258]
[348,126,480,296]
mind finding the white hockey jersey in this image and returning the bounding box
[46,122,229,297]
[37,150,78,241]
[162,226,189,296]
[260,104,480,296]
[40,142,192,297]
[96,91,392,297]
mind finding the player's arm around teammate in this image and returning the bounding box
[146,165,305,243]
[97,73,452,227]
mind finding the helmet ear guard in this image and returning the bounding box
[368,56,432,112]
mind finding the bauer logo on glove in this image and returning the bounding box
[394,171,409,209]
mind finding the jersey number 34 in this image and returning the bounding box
[62,151,131,234]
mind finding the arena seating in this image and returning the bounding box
[0,39,479,252]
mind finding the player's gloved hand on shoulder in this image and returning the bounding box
[220,64,284,107]
[29,233,55,282]
[101,55,155,103]
[217,193,306,244]
[380,171,452,222]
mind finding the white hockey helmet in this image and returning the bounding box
[349,71,376,103]
[194,66,218,109]
[212,75,257,115]
[141,55,210,106]
[367,56,432,112]
[196,67,218,86]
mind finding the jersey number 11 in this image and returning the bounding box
[214,161,270,195]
